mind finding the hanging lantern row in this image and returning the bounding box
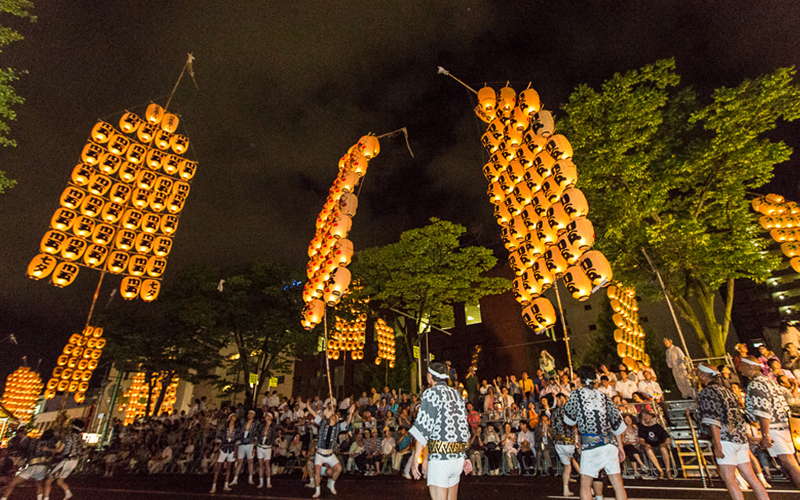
[1,366,43,423]
[753,193,800,274]
[327,312,367,361]
[374,318,397,367]
[42,325,106,404]
[118,372,180,426]
[472,84,612,333]
[607,285,650,367]
[26,104,199,302]
[301,135,381,329]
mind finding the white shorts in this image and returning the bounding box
[218,450,236,463]
[555,444,575,465]
[717,441,749,466]
[315,451,340,468]
[49,458,79,479]
[17,464,47,481]
[238,443,254,459]
[427,457,465,488]
[257,446,272,460]
[579,444,620,479]
[767,427,795,457]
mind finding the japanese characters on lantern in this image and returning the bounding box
[474,84,612,333]
[118,372,180,425]
[26,103,198,302]
[607,284,650,367]
[301,135,380,329]
[43,325,106,403]
[1,367,43,423]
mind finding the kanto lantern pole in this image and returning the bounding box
[437,67,478,95]
[322,309,334,406]
[84,271,106,328]
[553,282,574,376]
[641,248,691,360]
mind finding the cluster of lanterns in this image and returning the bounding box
[754,193,800,273]
[118,372,179,425]
[472,84,612,332]
[301,135,381,329]
[608,285,650,366]
[374,318,396,367]
[327,312,367,361]
[1,367,43,423]
[26,104,198,301]
[43,326,106,403]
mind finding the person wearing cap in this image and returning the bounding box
[307,399,356,498]
[695,362,770,500]
[740,355,800,489]
[551,393,580,497]
[230,409,258,487]
[410,361,470,500]
[637,408,673,479]
[563,366,628,500]
[210,413,239,493]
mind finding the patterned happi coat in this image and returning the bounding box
[696,380,746,444]
[550,406,575,445]
[563,386,626,450]
[745,372,790,425]
[409,382,470,460]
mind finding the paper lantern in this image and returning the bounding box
[146,256,167,277]
[52,261,80,287]
[91,223,115,246]
[535,218,559,245]
[532,152,556,178]
[338,192,358,217]
[532,257,553,290]
[503,193,523,216]
[543,247,568,278]
[145,148,164,170]
[136,169,157,190]
[107,134,131,156]
[159,214,179,235]
[516,143,537,168]
[323,266,352,306]
[98,153,122,175]
[127,254,148,276]
[153,235,173,256]
[178,160,197,180]
[552,160,578,189]
[79,194,104,217]
[332,238,353,266]
[542,177,565,203]
[169,134,188,154]
[546,203,571,235]
[149,191,168,212]
[358,135,380,159]
[477,86,497,111]
[99,201,122,224]
[791,257,800,274]
[497,86,516,114]
[106,251,130,274]
[781,241,800,258]
[512,182,534,207]
[81,142,104,165]
[154,129,172,150]
[513,276,533,305]
[563,266,593,301]
[555,233,583,264]
[117,111,140,134]
[60,237,87,261]
[560,188,589,219]
[120,276,142,300]
[524,297,557,331]
[545,134,573,161]
[145,103,164,124]
[114,229,136,251]
[83,244,109,267]
[579,250,613,286]
[140,279,161,302]
[506,160,526,184]
[27,254,58,280]
[159,113,179,133]
[70,216,95,239]
[530,110,554,137]
[60,186,87,210]
[302,299,325,330]
[107,183,132,204]
[118,162,139,183]
[166,192,186,213]
[565,217,595,250]
[518,89,541,115]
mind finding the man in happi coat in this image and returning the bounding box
[410,361,471,500]
[695,362,769,500]
[551,393,580,497]
[308,401,355,498]
[740,356,800,490]
[564,366,628,500]
[664,338,694,398]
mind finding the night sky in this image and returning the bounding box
[1,0,800,382]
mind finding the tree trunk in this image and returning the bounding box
[151,371,175,417]
[670,277,734,359]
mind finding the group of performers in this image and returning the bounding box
[2,419,83,500]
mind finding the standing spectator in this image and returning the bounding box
[664,338,694,399]
[464,366,478,407]
[534,414,554,475]
[733,343,749,377]
[468,427,484,476]
[520,372,535,407]
[508,375,523,406]
[540,350,556,380]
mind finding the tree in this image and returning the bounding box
[0,0,35,193]
[559,59,800,357]
[352,218,510,390]
[100,266,226,417]
[211,262,317,408]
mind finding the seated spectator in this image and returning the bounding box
[379,428,395,474]
[637,371,663,402]
[621,414,646,478]
[516,420,535,475]
[147,441,173,474]
[598,375,618,399]
[346,433,365,473]
[484,425,502,475]
[176,439,196,473]
[468,427,484,476]
[637,409,674,479]
[393,427,413,475]
[501,422,519,474]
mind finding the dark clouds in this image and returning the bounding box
[1,0,800,380]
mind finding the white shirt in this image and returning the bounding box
[598,383,618,398]
[616,379,638,400]
[517,430,535,450]
[638,380,663,400]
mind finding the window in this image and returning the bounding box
[277,376,285,384]
[588,324,597,331]
[465,303,482,325]
[583,304,592,311]
[640,316,648,323]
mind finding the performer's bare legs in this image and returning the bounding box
[313,462,341,498]
[429,483,459,500]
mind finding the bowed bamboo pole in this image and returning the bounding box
[322,308,335,406]
[553,282,574,376]
[437,67,478,95]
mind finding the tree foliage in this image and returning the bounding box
[0,0,35,193]
[352,218,510,389]
[559,59,800,357]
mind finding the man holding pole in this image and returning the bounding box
[410,361,471,500]
[307,402,355,498]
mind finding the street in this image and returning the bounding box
[4,473,799,500]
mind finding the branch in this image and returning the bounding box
[673,293,711,357]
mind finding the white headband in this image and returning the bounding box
[697,364,718,375]
[741,358,761,367]
[428,367,448,379]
